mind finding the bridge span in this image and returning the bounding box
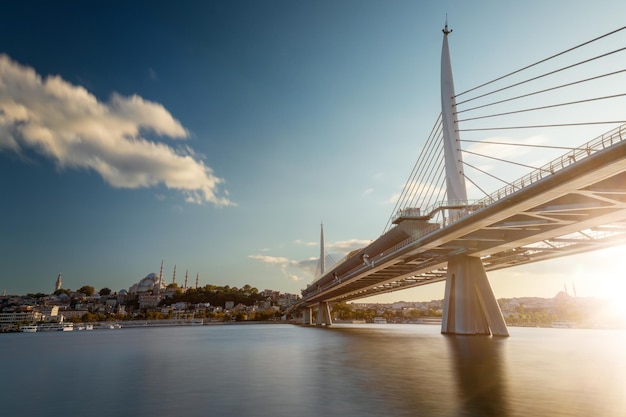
[292,24,626,336]
[298,123,626,302]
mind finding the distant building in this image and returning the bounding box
[55,273,62,292]
[138,294,162,309]
[129,273,166,294]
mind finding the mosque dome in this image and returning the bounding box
[129,273,165,294]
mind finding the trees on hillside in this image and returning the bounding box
[78,285,95,296]
[99,287,112,296]
[166,284,264,307]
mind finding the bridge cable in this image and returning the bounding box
[462,161,516,188]
[394,117,442,212]
[425,166,447,213]
[457,93,626,123]
[403,127,443,208]
[383,114,442,232]
[408,131,444,207]
[462,149,551,173]
[460,139,590,152]
[417,145,444,208]
[396,114,441,208]
[462,173,492,200]
[455,25,626,98]
[458,121,626,132]
[455,68,626,115]
[455,46,626,107]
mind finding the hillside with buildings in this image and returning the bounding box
[2,271,624,331]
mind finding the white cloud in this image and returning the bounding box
[387,180,445,207]
[294,239,316,247]
[0,54,233,206]
[249,254,303,282]
[249,238,371,283]
[248,255,296,266]
[288,275,304,281]
[326,239,370,253]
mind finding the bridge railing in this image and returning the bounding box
[475,123,626,210]
[373,124,626,266]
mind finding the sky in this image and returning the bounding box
[1,0,626,303]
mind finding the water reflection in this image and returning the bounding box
[446,335,509,417]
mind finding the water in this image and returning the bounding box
[1,324,624,417]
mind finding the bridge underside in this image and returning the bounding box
[296,133,626,310]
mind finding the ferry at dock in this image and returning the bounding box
[20,325,38,333]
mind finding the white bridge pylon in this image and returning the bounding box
[440,23,508,336]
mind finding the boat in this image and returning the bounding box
[373,317,387,324]
[85,324,93,330]
[57,322,74,332]
[20,325,38,333]
[551,321,576,328]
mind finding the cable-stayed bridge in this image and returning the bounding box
[292,24,626,336]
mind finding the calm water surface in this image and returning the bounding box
[1,324,624,417]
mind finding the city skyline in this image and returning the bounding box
[2,1,626,304]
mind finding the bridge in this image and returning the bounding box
[291,24,626,336]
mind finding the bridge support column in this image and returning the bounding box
[302,308,313,325]
[316,302,332,326]
[442,255,509,336]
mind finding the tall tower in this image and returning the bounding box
[184,270,189,290]
[440,21,467,206]
[55,273,62,291]
[172,264,177,285]
[319,222,325,275]
[439,22,508,337]
[195,273,199,289]
[157,260,164,295]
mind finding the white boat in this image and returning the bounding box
[57,322,74,332]
[20,325,38,333]
[551,321,575,328]
[85,324,94,330]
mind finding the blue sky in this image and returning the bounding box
[2,0,626,302]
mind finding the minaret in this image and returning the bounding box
[55,273,62,291]
[184,270,189,290]
[195,273,199,289]
[320,222,325,275]
[157,260,164,295]
[172,264,177,285]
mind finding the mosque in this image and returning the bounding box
[128,273,166,294]
[127,262,197,295]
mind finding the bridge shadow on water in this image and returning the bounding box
[445,335,510,417]
[318,325,510,417]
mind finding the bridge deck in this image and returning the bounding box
[298,125,626,306]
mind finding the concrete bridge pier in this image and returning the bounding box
[316,302,332,326]
[302,307,313,325]
[441,255,509,336]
